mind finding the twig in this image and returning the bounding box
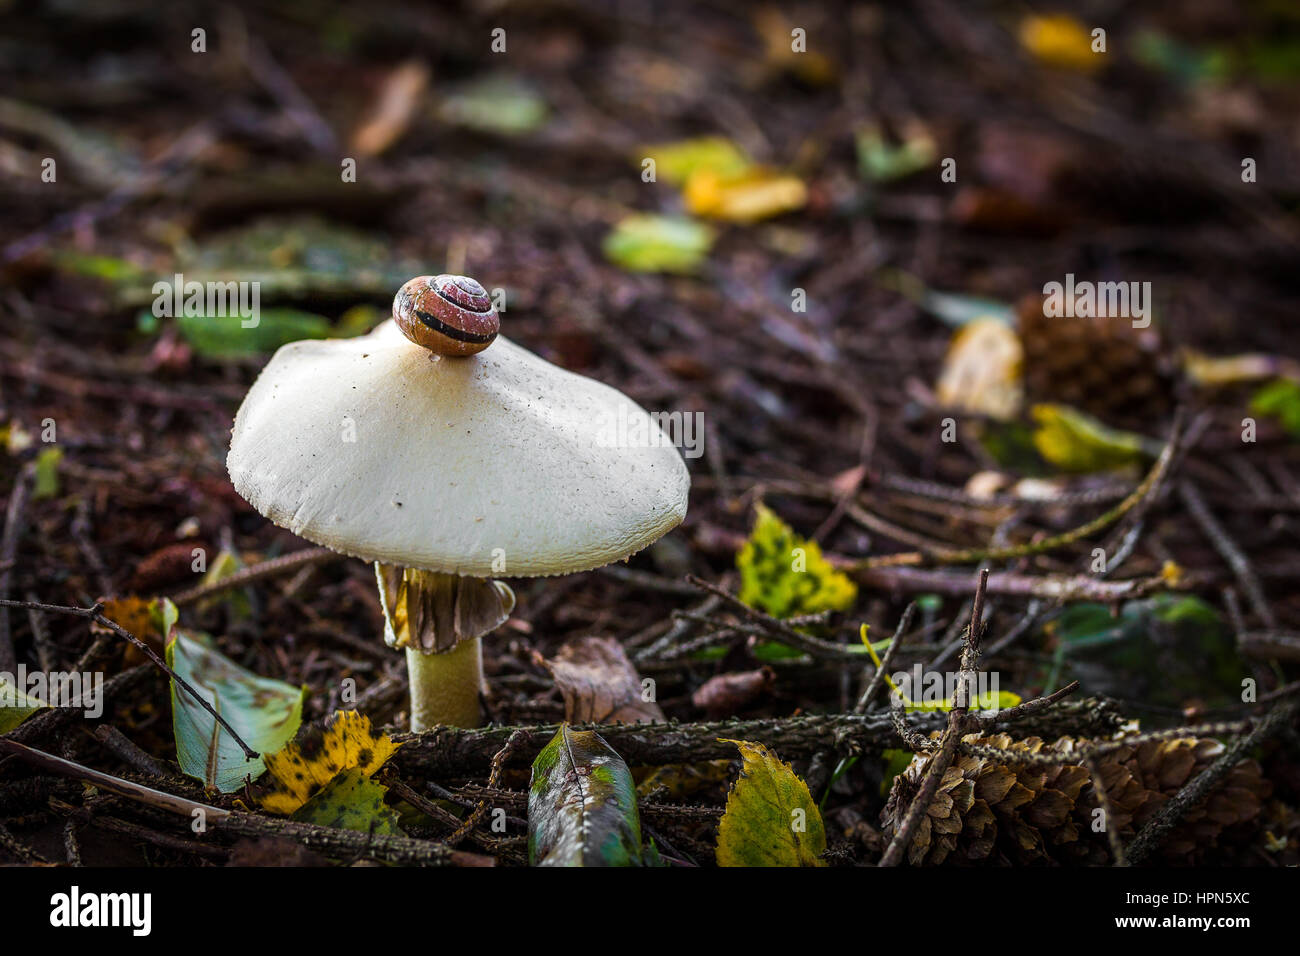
[854,602,915,713]
[856,413,1182,570]
[393,699,1125,776]
[1178,480,1275,628]
[0,463,33,674]
[170,546,337,606]
[1085,755,1126,866]
[92,725,175,780]
[854,565,1193,601]
[0,598,257,759]
[444,730,525,847]
[880,571,990,866]
[0,739,491,866]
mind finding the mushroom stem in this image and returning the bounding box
[375,564,515,731]
[406,640,483,731]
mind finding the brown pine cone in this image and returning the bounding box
[1016,293,1174,427]
[881,732,1267,865]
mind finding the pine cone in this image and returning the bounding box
[1016,293,1174,427]
[881,732,1267,865]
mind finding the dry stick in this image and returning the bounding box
[685,575,865,660]
[445,730,526,847]
[1124,702,1297,865]
[394,700,1124,777]
[171,546,338,606]
[92,725,175,780]
[854,602,916,714]
[0,821,48,864]
[0,463,33,674]
[879,571,990,867]
[0,598,256,759]
[855,564,1193,601]
[26,593,56,673]
[1178,480,1276,629]
[6,664,151,746]
[1085,755,1126,866]
[0,739,491,867]
[855,414,1182,571]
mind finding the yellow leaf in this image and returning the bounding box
[684,167,807,223]
[260,710,401,816]
[716,740,826,867]
[737,504,856,619]
[1020,14,1102,72]
[935,318,1024,420]
[1031,404,1146,473]
[640,136,751,186]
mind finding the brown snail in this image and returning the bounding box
[393,274,499,356]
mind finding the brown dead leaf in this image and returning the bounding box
[692,667,775,719]
[351,61,430,156]
[536,636,664,724]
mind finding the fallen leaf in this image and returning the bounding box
[351,60,430,156]
[168,630,305,792]
[692,667,775,718]
[935,318,1024,420]
[261,710,401,816]
[737,503,857,619]
[855,120,937,182]
[640,136,751,186]
[1031,404,1147,473]
[292,768,403,835]
[528,725,647,866]
[538,636,664,724]
[715,739,826,866]
[0,677,45,733]
[1019,13,1103,72]
[602,214,713,273]
[31,447,61,500]
[684,167,807,222]
[1250,379,1300,438]
[438,74,547,136]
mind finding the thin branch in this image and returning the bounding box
[0,598,257,759]
[856,412,1182,570]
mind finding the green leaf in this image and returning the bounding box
[0,677,45,734]
[32,447,62,500]
[715,739,826,866]
[602,214,714,274]
[527,725,646,866]
[1031,404,1147,473]
[172,307,333,359]
[439,74,548,136]
[737,504,857,620]
[167,631,305,792]
[855,122,936,182]
[292,768,402,835]
[1251,379,1300,438]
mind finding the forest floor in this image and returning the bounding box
[1,1,1299,867]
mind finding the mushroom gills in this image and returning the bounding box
[375,564,515,653]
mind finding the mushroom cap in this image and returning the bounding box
[227,320,690,577]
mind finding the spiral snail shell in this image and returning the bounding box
[393,274,500,356]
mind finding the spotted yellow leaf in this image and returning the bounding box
[260,710,400,815]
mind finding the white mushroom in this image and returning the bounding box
[227,276,690,730]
